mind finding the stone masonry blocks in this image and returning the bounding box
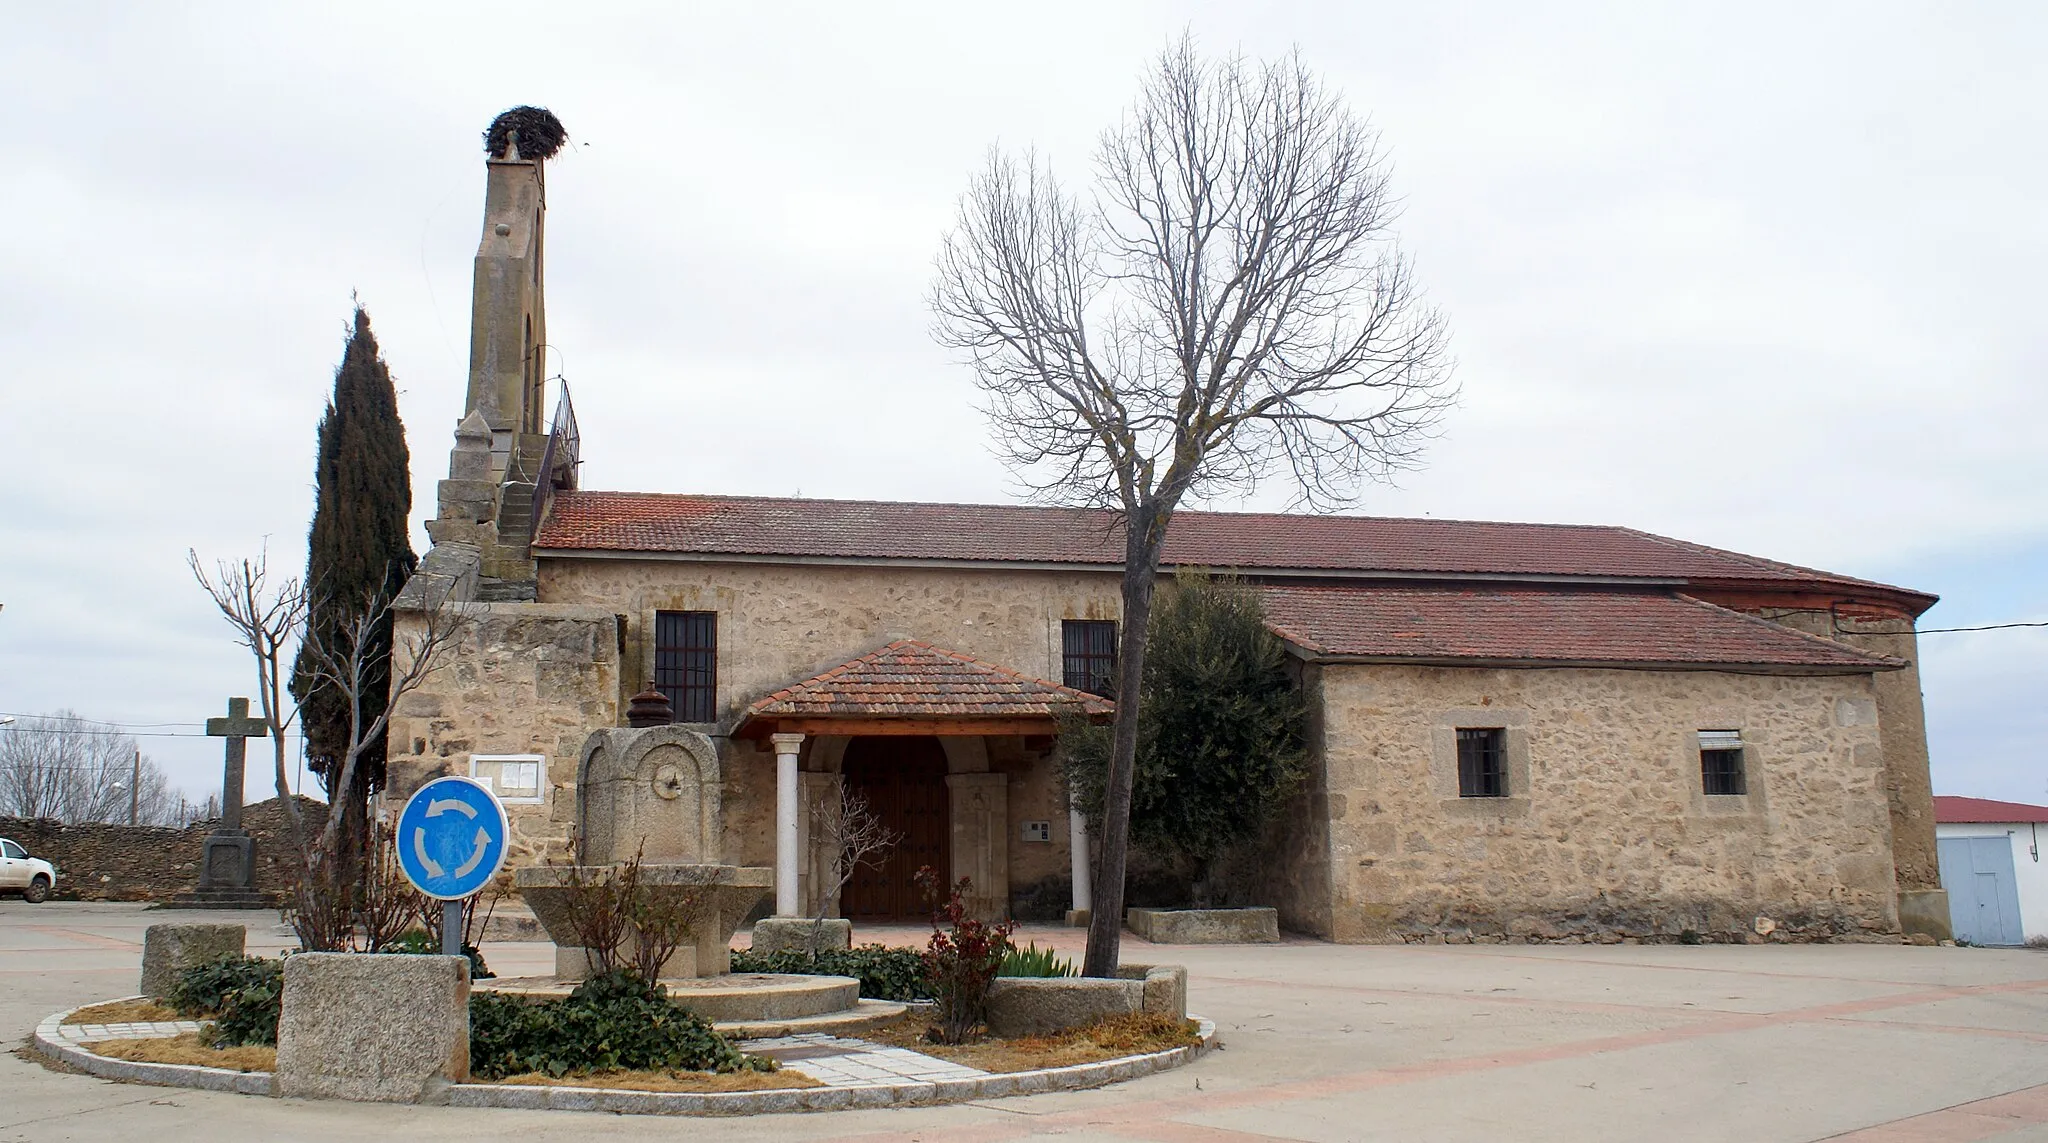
[139,923,245,998]
[1126,907,1280,944]
[275,952,471,1103]
[751,916,852,956]
[985,976,1144,1037]
[1117,963,1190,1019]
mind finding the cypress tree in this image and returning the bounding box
[290,306,418,811]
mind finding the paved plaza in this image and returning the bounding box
[4,901,2046,1142]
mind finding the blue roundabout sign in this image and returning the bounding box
[395,775,510,901]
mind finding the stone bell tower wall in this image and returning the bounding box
[383,602,620,865]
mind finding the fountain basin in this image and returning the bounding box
[514,863,772,978]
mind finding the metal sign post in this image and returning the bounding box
[394,775,510,958]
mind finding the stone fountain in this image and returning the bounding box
[514,686,771,978]
[503,689,894,1032]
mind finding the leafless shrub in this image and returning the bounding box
[808,786,900,954]
[550,854,636,976]
[193,546,473,949]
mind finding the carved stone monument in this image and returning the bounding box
[515,712,772,979]
[175,698,273,908]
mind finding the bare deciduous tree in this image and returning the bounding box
[188,548,309,843]
[808,786,900,954]
[192,546,472,948]
[296,584,470,861]
[0,713,187,825]
[931,38,1455,974]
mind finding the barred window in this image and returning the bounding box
[654,611,718,723]
[1699,730,1747,796]
[1062,620,1118,697]
[1457,728,1507,798]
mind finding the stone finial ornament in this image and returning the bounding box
[626,683,673,728]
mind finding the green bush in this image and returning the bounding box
[999,942,1076,978]
[380,928,493,978]
[168,955,284,1048]
[1061,571,1308,905]
[468,970,770,1081]
[728,943,932,1001]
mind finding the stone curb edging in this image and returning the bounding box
[35,1001,274,1096]
[34,999,1216,1115]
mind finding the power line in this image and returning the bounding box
[1912,620,2048,634]
[0,711,213,729]
[0,725,305,740]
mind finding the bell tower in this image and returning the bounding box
[423,107,572,600]
[466,107,562,475]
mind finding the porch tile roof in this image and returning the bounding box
[534,491,1934,611]
[740,640,1116,723]
[1258,585,1905,672]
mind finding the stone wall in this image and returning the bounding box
[526,558,1114,908]
[1250,661,1337,936]
[0,797,325,901]
[536,557,1124,724]
[382,602,621,865]
[1303,664,1898,943]
[1767,614,1940,894]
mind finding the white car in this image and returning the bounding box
[0,837,57,903]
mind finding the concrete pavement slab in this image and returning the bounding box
[5,901,2046,1142]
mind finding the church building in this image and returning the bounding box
[388,115,1951,945]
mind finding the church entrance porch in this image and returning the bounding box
[733,640,1115,924]
[839,736,950,922]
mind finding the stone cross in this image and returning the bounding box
[205,697,270,832]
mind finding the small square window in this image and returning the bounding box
[1698,730,1747,796]
[470,754,546,804]
[1456,728,1507,798]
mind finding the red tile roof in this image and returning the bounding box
[536,491,1931,609]
[1258,585,1904,672]
[1934,795,2048,824]
[739,640,1116,724]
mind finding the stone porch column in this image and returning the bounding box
[771,732,804,916]
[945,772,1010,920]
[1068,790,1093,925]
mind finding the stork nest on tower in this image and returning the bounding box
[484,106,568,160]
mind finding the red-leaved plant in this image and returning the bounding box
[914,865,1017,1044]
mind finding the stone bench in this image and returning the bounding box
[139,923,246,998]
[985,963,1187,1037]
[1126,907,1279,944]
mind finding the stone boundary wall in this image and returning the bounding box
[0,797,325,901]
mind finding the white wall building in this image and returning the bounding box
[1934,796,2048,945]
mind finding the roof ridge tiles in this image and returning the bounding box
[552,488,1644,531]
[534,489,1934,612]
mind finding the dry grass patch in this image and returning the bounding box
[869,1013,1202,1073]
[66,998,181,1025]
[85,1032,275,1073]
[495,1068,820,1093]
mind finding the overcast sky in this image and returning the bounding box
[2,3,2041,812]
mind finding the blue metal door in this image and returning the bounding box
[1938,836,2025,946]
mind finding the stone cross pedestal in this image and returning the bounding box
[194,697,270,901]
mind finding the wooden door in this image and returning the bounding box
[840,736,951,922]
